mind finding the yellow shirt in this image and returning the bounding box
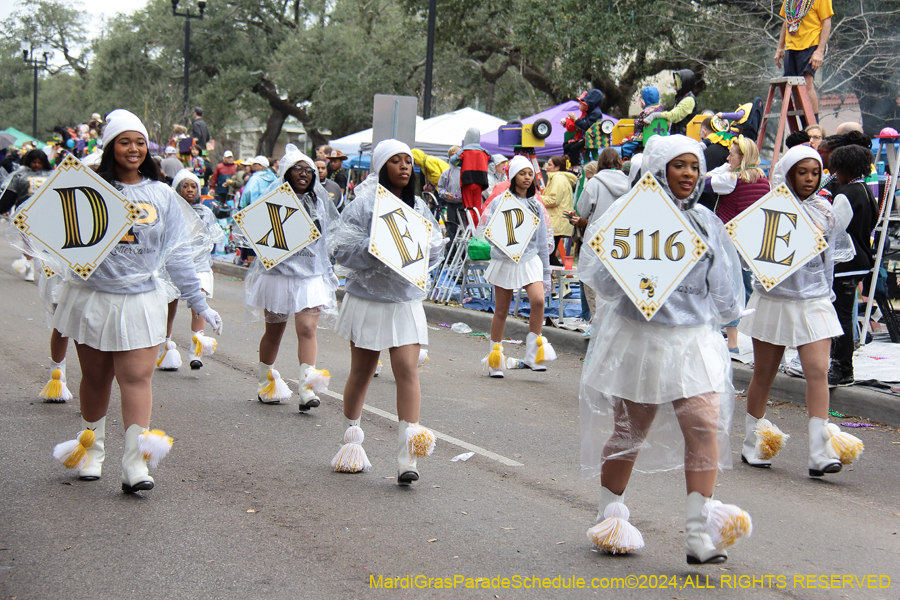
[780,0,834,51]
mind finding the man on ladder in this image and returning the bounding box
[774,0,833,121]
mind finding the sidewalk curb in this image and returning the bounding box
[212,260,899,428]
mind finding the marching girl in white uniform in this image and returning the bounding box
[739,145,863,476]
[243,145,338,411]
[154,169,225,371]
[44,110,222,493]
[579,135,752,564]
[329,139,445,484]
[478,156,556,378]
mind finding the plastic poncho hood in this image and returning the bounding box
[643,135,706,210]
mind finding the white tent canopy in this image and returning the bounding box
[329,107,505,160]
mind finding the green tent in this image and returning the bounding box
[1,127,46,150]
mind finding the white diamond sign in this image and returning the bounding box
[12,154,141,280]
[587,172,708,320]
[369,184,433,291]
[725,183,828,291]
[232,182,321,270]
[483,191,539,263]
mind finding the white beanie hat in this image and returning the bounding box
[102,109,149,148]
[372,139,412,176]
[771,145,822,193]
[277,144,316,179]
[507,155,533,182]
[171,168,202,194]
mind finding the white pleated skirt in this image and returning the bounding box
[738,293,842,347]
[51,284,166,351]
[198,270,214,298]
[584,317,727,404]
[37,266,63,311]
[335,294,428,351]
[245,272,335,316]
[485,254,543,290]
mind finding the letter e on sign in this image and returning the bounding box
[725,184,827,290]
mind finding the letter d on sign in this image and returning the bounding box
[58,187,109,249]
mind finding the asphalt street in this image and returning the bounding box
[0,244,898,600]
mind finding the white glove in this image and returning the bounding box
[643,112,664,125]
[544,280,553,299]
[739,308,756,319]
[200,308,224,335]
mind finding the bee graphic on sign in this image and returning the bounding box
[639,274,657,298]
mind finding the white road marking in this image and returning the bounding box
[319,388,524,467]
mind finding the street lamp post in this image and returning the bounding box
[20,43,53,140]
[171,0,206,124]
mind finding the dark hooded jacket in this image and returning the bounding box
[574,89,605,132]
[671,69,697,136]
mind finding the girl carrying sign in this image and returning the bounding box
[243,146,338,411]
[329,140,445,485]
[47,110,222,493]
[479,155,556,378]
[154,169,224,372]
[579,135,752,563]
[739,145,863,476]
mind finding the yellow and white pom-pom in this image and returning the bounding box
[53,429,96,470]
[191,331,217,358]
[586,502,645,554]
[303,367,331,393]
[703,500,753,550]
[40,369,73,402]
[406,423,436,458]
[138,429,173,468]
[156,340,182,370]
[823,423,864,465]
[481,343,506,370]
[374,361,383,377]
[535,336,557,364]
[755,418,789,460]
[259,369,292,401]
[331,426,372,473]
[418,349,429,367]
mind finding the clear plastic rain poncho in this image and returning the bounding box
[750,145,847,301]
[238,146,341,324]
[6,176,210,316]
[579,135,745,476]
[328,167,444,303]
[171,169,226,275]
[476,191,551,287]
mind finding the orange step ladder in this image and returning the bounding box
[756,77,817,166]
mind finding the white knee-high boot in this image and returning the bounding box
[808,417,843,477]
[587,486,644,554]
[298,363,325,411]
[482,340,505,378]
[685,492,728,564]
[523,332,556,371]
[40,358,73,403]
[397,420,436,485]
[332,415,371,473]
[121,424,173,494]
[257,361,291,404]
[77,416,105,480]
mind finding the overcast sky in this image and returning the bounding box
[2,0,150,39]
